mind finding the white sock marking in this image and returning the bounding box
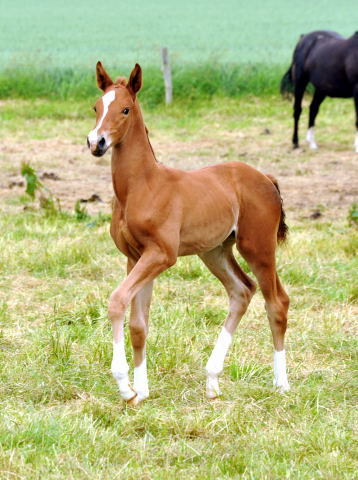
[206,327,232,398]
[133,358,149,401]
[306,127,318,149]
[88,90,115,145]
[111,339,135,400]
[273,349,290,391]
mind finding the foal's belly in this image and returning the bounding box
[178,209,236,256]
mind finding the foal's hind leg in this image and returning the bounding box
[199,238,256,399]
[306,89,326,149]
[238,238,290,391]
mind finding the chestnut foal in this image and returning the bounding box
[87,62,290,405]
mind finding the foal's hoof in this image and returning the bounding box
[126,393,139,406]
[273,379,290,393]
[208,395,221,402]
[206,375,221,400]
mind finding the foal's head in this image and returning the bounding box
[87,62,142,157]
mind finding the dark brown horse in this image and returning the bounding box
[281,30,358,151]
[87,62,290,405]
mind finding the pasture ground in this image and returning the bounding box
[0,95,357,479]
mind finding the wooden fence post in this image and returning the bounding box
[161,47,172,104]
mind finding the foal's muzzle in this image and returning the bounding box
[87,135,108,157]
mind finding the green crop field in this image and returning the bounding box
[0,0,357,101]
[1,0,357,67]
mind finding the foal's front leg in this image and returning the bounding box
[129,278,153,403]
[109,248,174,404]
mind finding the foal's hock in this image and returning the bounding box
[87,62,290,405]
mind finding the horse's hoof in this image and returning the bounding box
[126,393,139,406]
[208,395,220,402]
[273,381,290,393]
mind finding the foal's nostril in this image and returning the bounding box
[98,137,106,150]
[87,137,90,149]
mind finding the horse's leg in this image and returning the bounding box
[199,238,256,399]
[354,85,358,153]
[238,236,290,391]
[292,77,308,148]
[128,264,153,403]
[110,247,175,403]
[306,89,326,149]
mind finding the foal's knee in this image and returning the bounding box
[129,321,147,349]
[108,286,133,319]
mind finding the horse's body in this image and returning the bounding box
[87,62,290,405]
[281,30,358,151]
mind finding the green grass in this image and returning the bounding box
[1,0,357,101]
[0,92,357,478]
[0,210,357,479]
[0,63,285,104]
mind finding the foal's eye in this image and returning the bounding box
[122,108,130,115]
[93,106,97,112]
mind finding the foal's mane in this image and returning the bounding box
[145,126,160,164]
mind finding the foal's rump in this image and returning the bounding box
[176,161,286,256]
[229,162,286,249]
[206,162,286,246]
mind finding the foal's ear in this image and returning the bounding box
[127,64,142,98]
[96,61,114,91]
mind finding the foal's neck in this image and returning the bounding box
[111,101,158,202]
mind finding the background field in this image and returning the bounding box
[0,2,358,479]
[1,0,357,67]
[1,0,357,101]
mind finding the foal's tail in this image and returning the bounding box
[280,66,294,98]
[266,174,288,245]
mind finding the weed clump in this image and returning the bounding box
[21,162,61,216]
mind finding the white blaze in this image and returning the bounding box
[88,90,115,145]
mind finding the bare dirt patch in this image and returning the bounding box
[0,120,357,223]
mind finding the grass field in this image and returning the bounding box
[0,93,357,478]
[1,0,357,101]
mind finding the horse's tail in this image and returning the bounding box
[280,66,294,97]
[266,174,288,245]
